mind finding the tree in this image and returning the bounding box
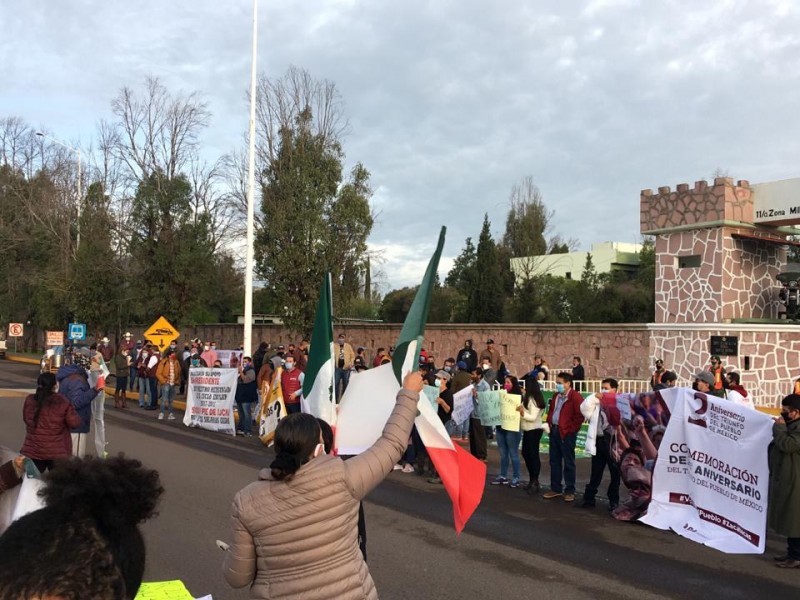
[468,215,504,322]
[254,74,373,333]
[502,176,550,257]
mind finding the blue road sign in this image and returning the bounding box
[68,323,87,341]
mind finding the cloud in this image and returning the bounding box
[2,0,800,290]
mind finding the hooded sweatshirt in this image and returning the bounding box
[56,364,98,434]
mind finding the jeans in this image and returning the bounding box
[237,400,254,434]
[148,377,158,408]
[138,378,149,407]
[583,434,621,505]
[496,427,522,481]
[549,425,577,494]
[521,428,544,483]
[129,367,137,390]
[160,384,177,414]
[286,402,301,415]
[335,368,351,400]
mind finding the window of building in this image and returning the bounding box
[676,255,702,268]
[565,272,572,279]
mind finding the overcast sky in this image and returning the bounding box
[2,0,799,290]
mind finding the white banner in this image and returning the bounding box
[640,388,773,554]
[450,386,473,425]
[215,349,243,368]
[183,368,237,436]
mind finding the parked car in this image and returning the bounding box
[0,339,6,359]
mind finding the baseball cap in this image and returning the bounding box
[486,338,495,344]
[695,371,715,386]
[457,360,468,370]
[435,370,452,382]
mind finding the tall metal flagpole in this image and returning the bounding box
[243,0,259,356]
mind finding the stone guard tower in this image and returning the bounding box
[641,177,788,324]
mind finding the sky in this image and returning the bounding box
[2,0,800,291]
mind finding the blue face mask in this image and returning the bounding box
[435,379,442,388]
[556,383,565,393]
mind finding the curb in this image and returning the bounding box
[5,354,41,366]
[103,384,187,412]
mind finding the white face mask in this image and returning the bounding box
[285,362,294,371]
[435,379,442,387]
[204,345,209,351]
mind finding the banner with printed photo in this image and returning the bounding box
[215,349,243,369]
[183,368,237,436]
[258,367,286,446]
[475,390,501,426]
[640,387,773,554]
[539,392,591,459]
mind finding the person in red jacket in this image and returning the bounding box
[280,355,305,415]
[543,372,585,502]
[20,372,81,472]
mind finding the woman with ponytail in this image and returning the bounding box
[20,372,81,472]
[223,371,425,600]
[520,374,547,494]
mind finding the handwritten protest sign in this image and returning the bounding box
[183,368,237,436]
[423,385,440,411]
[500,392,521,432]
[451,386,473,425]
[476,390,501,426]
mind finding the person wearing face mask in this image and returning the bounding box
[768,394,800,569]
[235,357,258,437]
[543,372,585,502]
[468,367,490,461]
[201,341,218,371]
[491,375,523,488]
[113,345,131,409]
[450,360,472,441]
[457,339,478,372]
[334,334,355,401]
[428,371,453,484]
[281,356,305,415]
[223,372,424,599]
[156,349,182,421]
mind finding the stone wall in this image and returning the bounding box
[121,323,652,380]
[650,324,800,408]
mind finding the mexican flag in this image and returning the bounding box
[337,227,486,534]
[301,274,336,425]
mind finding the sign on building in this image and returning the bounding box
[752,178,800,226]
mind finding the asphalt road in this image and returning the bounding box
[1,359,797,599]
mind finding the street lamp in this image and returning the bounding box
[243,0,259,356]
[35,132,82,249]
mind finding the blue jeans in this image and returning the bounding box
[549,425,577,494]
[496,427,522,481]
[139,377,149,407]
[237,400,254,434]
[129,367,137,390]
[160,384,177,414]
[148,377,158,408]
[335,368,351,400]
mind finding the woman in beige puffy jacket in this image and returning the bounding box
[223,371,424,599]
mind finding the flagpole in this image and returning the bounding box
[328,273,337,427]
[243,0,259,356]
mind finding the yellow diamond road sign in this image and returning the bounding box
[143,316,180,352]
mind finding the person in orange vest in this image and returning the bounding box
[709,355,725,391]
[650,359,665,390]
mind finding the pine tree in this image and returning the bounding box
[468,215,504,322]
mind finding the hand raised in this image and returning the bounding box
[402,371,424,394]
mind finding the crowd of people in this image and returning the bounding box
[1,333,798,598]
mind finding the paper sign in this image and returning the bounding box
[476,390,501,426]
[183,368,237,436]
[46,331,64,346]
[450,386,474,425]
[134,580,195,599]
[422,385,440,410]
[500,392,521,432]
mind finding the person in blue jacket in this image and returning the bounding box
[57,355,100,458]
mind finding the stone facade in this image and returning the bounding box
[122,323,652,381]
[650,324,800,408]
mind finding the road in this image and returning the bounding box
[0,359,797,599]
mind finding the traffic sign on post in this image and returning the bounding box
[68,323,87,341]
[144,316,180,352]
[8,323,23,337]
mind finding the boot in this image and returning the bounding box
[114,390,121,409]
[120,390,128,409]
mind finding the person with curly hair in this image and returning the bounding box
[20,372,81,472]
[0,455,164,599]
[222,371,424,599]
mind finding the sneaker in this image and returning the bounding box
[428,476,442,484]
[774,554,790,562]
[490,476,509,486]
[393,464,403,471]
[244,432,253,437]
[579,500,596,508]
[776,559,800,569]
[167,413,176,421]
[509,479,521,488]
[236,430,245,436]
[564,493,576,503]
[543,491,563,499]
[402,464,415,473]
[157,412,164,420]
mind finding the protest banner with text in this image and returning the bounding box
[640,387,773,554]
[183,368,237,436]
[451,387,474,425]
[475,390,501,427]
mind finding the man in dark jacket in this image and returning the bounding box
[769,394,800,568]
[543,372,585,503]
[56,362,99,458]
[456,339,478,372]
